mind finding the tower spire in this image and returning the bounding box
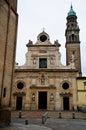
[68,4,76,16]
[65,5,82,76]
[71,3,73,9]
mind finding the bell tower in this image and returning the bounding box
[65,5,82,76]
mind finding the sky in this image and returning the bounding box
[16,0,86,76]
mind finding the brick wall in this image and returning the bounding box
[0,0,18,107]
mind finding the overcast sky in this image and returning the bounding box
[16,0,86,76]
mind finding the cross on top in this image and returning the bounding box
[42,27,45,32]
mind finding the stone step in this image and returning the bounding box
[11,111,86,119]
[11,110,47,118]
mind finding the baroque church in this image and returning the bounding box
[11,5,82,111]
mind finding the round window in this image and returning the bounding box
[17,82,24,89]
[62,83,69,90]
[40,35,47,42]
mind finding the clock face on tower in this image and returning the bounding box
[40,35,47,42]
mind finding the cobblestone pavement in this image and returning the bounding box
[0,111,86,130]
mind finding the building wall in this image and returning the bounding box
[12,70,78,110]
[66,44,81,75]
[11,31,79,111]
[8,0,17,11]
[77,78,86,107]
[0,0,18,107]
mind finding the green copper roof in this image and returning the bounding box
[68,5,76,16]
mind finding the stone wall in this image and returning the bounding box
[0,0,18,107]
[7,0,17,11]
[0,108,11,125]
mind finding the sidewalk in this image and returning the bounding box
[0,123,52,130]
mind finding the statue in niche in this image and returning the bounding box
[50,57,54,64]
[41,75,45,85]
[33,58,36,64]
[32,93,35,101]
[50,93,54,101]
[71,53,75,63]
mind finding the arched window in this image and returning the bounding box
[71,34,75,41]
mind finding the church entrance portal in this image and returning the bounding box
[38,92,47,109]
[63,97,69,110]
[16,97,22,110]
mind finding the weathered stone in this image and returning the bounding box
[0,108,11,125]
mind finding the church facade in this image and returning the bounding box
[11,5,82,111]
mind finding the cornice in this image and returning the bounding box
[15,68,78,73]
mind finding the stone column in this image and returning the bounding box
[55,91,61,110]
[25,86,30,110]
[72,78,77,111]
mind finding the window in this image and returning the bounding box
[62,83,69,90]
[39,58,47,68]
[40,35,47,42]
[84,82,86,90]
[3,88,6,97]
[71,34,74,41]
[71,34,77,41]
[17,82,24,89]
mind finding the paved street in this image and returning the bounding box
[0,111,86,130]
[45,118,86,130]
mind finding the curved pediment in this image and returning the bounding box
[35,31,52,45]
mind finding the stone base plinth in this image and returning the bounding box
[0,107,11,125]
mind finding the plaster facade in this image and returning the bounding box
[77,77,86,107]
